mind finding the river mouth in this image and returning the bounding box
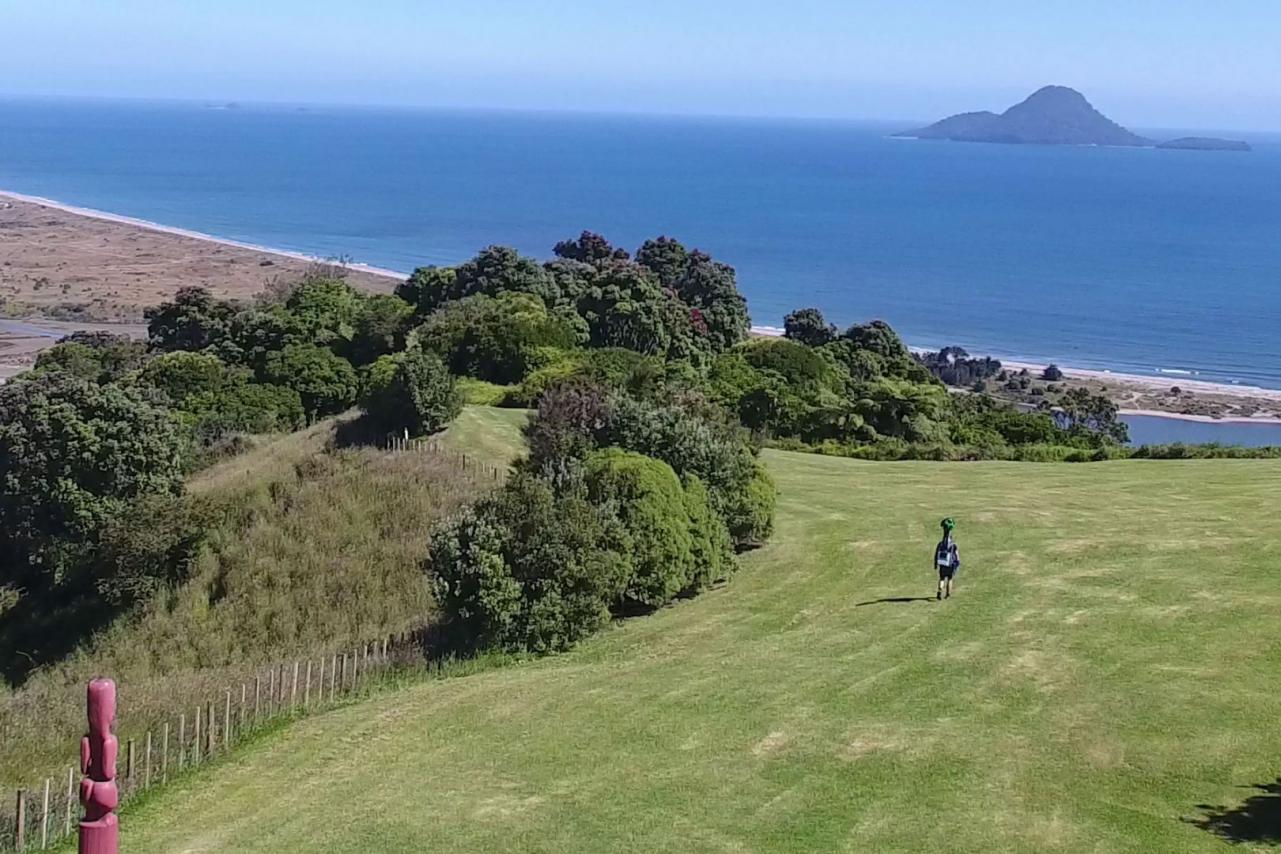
[1123,414,1281,448]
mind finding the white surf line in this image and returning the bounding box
[0,189,408,281]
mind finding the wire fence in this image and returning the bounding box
[384,432,507,483]
[1,438,508,851]
[1,630,431,851]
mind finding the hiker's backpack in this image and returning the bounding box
[935,537,955,568]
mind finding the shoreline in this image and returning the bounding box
[3,189,1276,426]
[751,326,1281,424]
[0,189,408,282]
[1119,409,1281,426]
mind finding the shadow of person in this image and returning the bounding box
[1188,779,1281,844]
[854,596,934,607]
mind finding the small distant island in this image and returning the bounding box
[897,86,1251,152]
[1157,136,1252,152]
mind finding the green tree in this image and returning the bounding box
[139,351,239,404]
[414,292,577,384]
[145,287,236,352]
[553,231,629,264]
[284,277,366,349]
[218,305,306,371]
[350,294,414,365]
[396,266,459,317]
[360,349,461,436]
[842,320,911,360]
[262,344,359,418]
[429,472,632,652]
[635,236,690,288]
[34,333,146,383]
[783,308,837,347]
[0,372,185,604]
[576,263,671,355]
[673,251,750,353]
[1052,387,1129,444]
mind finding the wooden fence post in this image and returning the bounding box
[39,778,49,850]
[64,767,74,837]
[341,653,349,693]
[317,656,325,704]
[193,706,201,764]
[178,714,186,771]
[144,731,152,788]
[304,660,313,708]
[254,675,262,723]
[291,661,300,709]
[14,789,25,851]
[224,690,232,749]
[267,669,276,715]
[206,702,214,757]
[162,722,170,782]
[330,655,338,702]
[126,739,135,780]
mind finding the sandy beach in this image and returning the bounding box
[0,191,399,322]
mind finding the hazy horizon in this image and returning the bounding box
[5,1,1280,132]
[3,91,1278,140]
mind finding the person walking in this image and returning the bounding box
[934,517,960,600]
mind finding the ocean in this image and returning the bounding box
[2,97,1280,392]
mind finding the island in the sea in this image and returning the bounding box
[897,86,1250,151]
[1157,136,1252,152]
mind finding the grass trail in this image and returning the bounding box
[119,452,1281,852]
[438,405,529,465]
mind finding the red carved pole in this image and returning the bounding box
[79,678,119,854]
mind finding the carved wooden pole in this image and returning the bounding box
[78,678,119,854]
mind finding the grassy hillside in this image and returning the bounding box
[116,450,1281,852]
[1,415,498,792]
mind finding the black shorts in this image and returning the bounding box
[938,565,955,580]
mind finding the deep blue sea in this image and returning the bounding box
[2,97,1280,393]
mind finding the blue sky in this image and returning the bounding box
[5,0,1279,130]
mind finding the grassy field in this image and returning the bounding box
[105,432,1281,851]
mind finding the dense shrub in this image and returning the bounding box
[349,293,414,365]
[34,333,147,383]
[510,347,666,406]
[262,343,359,417]
[783,308,837,347]
[282,278,365,345]
[360,349,461,436]
[526,387,776,549]
[145,286,236,352]
[584,449,697,605]
[0,373,185,579]
[455,377,515,406]
[139,351,305,444]
[0,373,186,679]
[414,292,578,384]
[524,381,612,482]
[429,473,632,652]
[681,474,735,591]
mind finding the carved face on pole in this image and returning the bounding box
[87,679,116,737]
